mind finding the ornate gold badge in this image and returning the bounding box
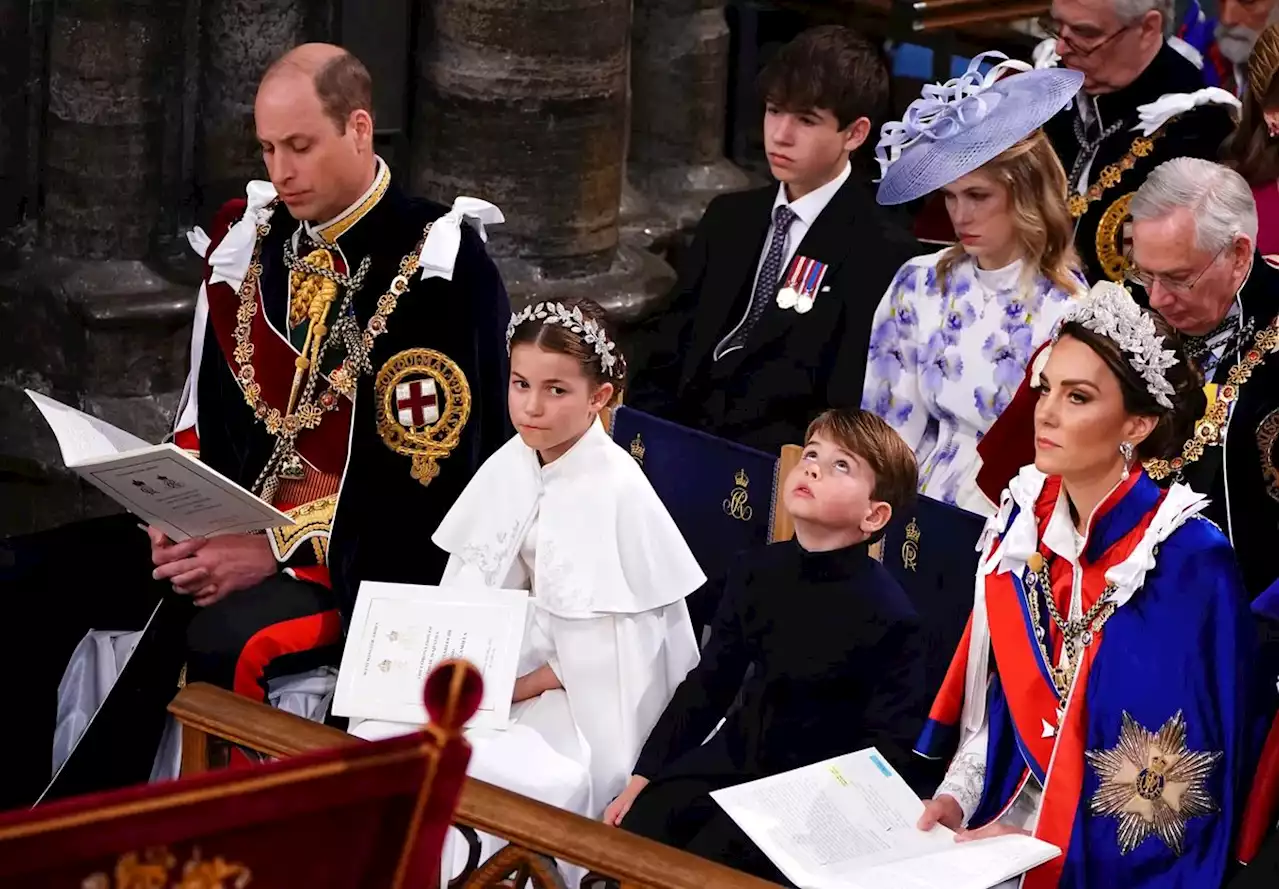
[1095,192,1135,283]
[629,433,645,466]
[269,495,337,563]
[723,468,753,522]
[901,517,920,571]
[1085,710,1222,856]
[376,348,471,487]
[82,845,252,888]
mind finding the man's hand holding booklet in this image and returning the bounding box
[711,749,1060,889]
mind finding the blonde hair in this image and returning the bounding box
[936,130,1080,294]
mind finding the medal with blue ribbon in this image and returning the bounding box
[776,256,829,314]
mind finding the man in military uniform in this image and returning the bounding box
[2,44,511,806]
[1040,0,1239,284]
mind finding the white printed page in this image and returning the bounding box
[26,389,151,464]
[76,445,293,541]
[849,834,1061,889]
[712,749,1060,889]
[334,581,530,730]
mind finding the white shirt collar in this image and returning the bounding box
[771,161,851,226]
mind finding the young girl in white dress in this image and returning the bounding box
[863,56,1088,515]
[353,296,704,879]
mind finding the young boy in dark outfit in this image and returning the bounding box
[604,409,929,881]
[625,26,919,454]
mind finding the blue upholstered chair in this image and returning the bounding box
[609,407,782,631]
[877,495,986,699]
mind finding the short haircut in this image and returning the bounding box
[314,52,374,133]
[756,25,890,130]
[805,409,918,517]
[1130,158,1259,252]
[1111,0,1171,27]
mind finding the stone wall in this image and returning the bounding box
[0,1,747,536]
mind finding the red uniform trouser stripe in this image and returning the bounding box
[232,609,343,700]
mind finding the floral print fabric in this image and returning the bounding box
[862,249,1081,514]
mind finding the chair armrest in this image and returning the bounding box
[168,682,359,758]
[168,685,783,888]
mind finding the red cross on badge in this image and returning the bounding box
[395,378,439,427]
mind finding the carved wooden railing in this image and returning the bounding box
[168,684,783,889]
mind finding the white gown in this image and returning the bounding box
[348,417,705,882]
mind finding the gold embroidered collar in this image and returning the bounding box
[304,155,391,245]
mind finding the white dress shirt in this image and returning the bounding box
[752,161,853,290]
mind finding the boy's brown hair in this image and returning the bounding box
[756,25,890,130]
[805,409,918,516]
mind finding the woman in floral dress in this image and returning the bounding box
[863,55,1086,514]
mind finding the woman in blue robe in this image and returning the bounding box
[916,281,1255,888]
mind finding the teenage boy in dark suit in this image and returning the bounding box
[628,25,921,454]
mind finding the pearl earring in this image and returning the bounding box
[1119,441,1134,481]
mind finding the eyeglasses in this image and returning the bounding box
[1124,245,1228,294]
[1037,16,1133,58]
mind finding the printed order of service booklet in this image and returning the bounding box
[712,748,1061,889]
[334,581,530,732]
[27,389,292,541]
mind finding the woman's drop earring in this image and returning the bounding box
[1119,441,1134,481]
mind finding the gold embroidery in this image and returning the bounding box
[1146,319,1278,480]
[722,468,753,522]
[901,518,920,572]
[288,248,338,328]
[82,846,252,889]
[1086,711,1222,856]
[1258,409,1278,502]
[315,163,390,244]
[230,212,432,499]
[269,495,338,562]
[1068,131,1163,219]
[629,433,645,465]
[375,348,471,487]
[1095,192,1135,283]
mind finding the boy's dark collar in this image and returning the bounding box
[791,536,872,581]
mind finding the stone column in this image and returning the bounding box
[0,0,27,258]
[413,0,674,324]
[198,0,337,218]
[0,0,193,534]
[627,0,749,235]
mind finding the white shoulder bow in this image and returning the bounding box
[418,196,505,282]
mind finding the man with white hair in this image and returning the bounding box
[1040,0,1240,283]
[1128,156,1277,597]
[1179,0,1279,95]
[1137,155,1280,886]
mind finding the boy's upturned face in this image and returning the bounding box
[763,104,865,196]
[783,432,886,534]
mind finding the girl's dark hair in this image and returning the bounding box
[508,297,627,406]
[1058,316,1205,462]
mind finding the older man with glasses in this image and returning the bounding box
[1038,0,1241,284]
[1127,157,1277,598]
[1133,155,1280,889]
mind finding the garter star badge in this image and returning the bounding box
[1085,710,1222,856]
[376,348,471,487]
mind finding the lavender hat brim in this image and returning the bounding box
[875,66,1084,207]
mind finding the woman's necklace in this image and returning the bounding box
[1023,551,1117,719]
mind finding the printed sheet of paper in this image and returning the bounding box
[711,749,1060,889]
[334,581,530,730]
[27,389,292,540]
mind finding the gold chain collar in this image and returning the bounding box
[229,206,432,496]
[1145,318,1279,481]
[1067,128,1164,219]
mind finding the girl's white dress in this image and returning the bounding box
[348,417,704,882]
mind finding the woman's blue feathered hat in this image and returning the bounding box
[875,52,1084,206]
